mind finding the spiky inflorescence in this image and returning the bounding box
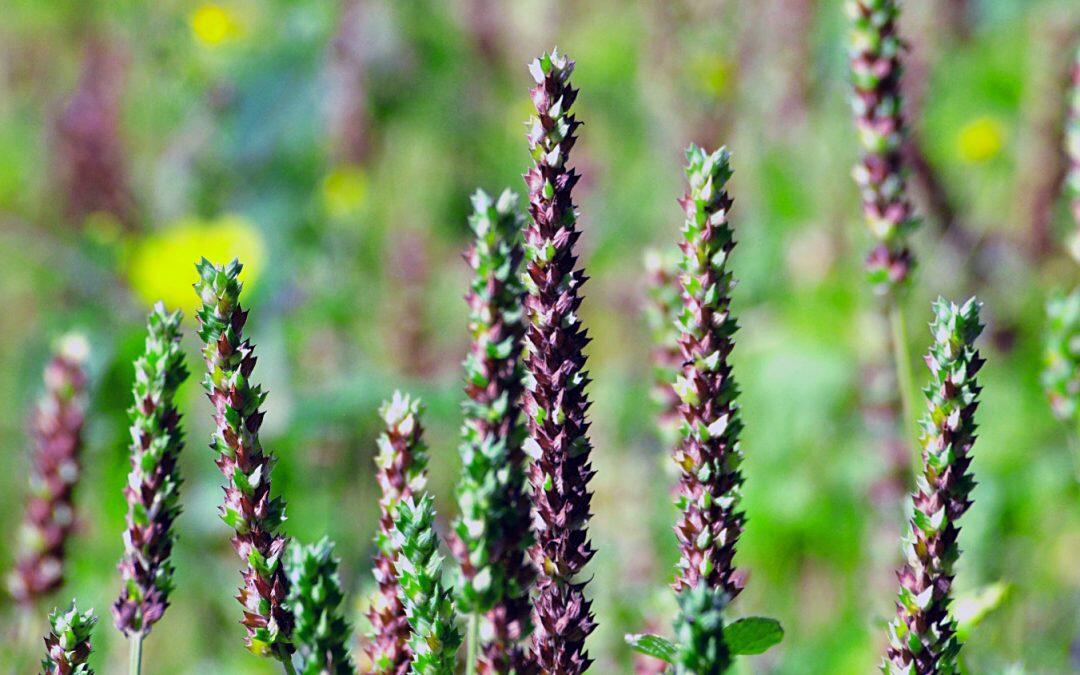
[670,585,732,675]
[113,304,188,636]
[40,602,97,675]
[286,538,355,675]
[365,392,429,674]
[885,297,983,674]
[522,48,597,674]
[194,258,293,660]
[645,249,684,445]
[1068,46,1080,259]
[394,495,463,675]
[450,188,535,673]
[847,0,919,292]
[671,145,744,601]
[8,334,90,606]
[1043,289,1080,427]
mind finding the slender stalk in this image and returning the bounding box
[129,632,144,675]
[282,658,297,675]
[466,613,480,675]
[887,298,919,462]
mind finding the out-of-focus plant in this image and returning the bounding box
[8,334,90,607]
[521,48,597,673]
[40,601,97,675]
[449,188,534,674]
[884,297,984,673]
[1043,290,1080,432]
[194,259,294,668]
[626,146,782,673]
[113,304,188,673]
[1068,46,1080,255]
[286,538,355,675]
[394,495,463,675]
[364,392,429,673]
[644,248,684,446]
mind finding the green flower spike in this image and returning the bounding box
[41,601,97,675]
[286,538,355,675]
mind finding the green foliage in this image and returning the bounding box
[286,538,354,675]
[394,495,463,675]
[41,602,97,675]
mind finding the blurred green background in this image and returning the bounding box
[2,0,1079,672]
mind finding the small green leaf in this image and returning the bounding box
[724,616,783,655]
[624,633,678,664]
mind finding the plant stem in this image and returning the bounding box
[888,297,919,465]
[129,633,144,675]
[281,657,297,675]
[466,612,480,675]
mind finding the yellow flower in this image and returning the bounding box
[128,215,266,310]
[689,54,732,99]
[190,3,240,47]
[321,165,368,218]
[956,116,1005,164]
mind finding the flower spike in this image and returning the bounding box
[286,538,355,674]
[113,303,188,637]
[194,258,293,661]
[522,48,597,673]
[885,297,984,673]
[41,601,97,675]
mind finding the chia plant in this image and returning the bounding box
[885,297,984,673]
[40,601,97,675]
[627,146,782,673]
[8,333,90,606]
[113,304,188,671]
[193,258,294,666]
[521,48,597,673]
[286,538,355,675]
[394,495,464,675]
[364,392,429,674]
[449,188,535,673]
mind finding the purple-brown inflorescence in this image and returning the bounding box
[40,601,97,675]
[450,189,535,673]
[847,0,919,292]
[885,298,983,673]
[113,304,188,637]
[364,392,429,674]
[644,249,684,446]
[522,48,597,674]
[8,334,90,606]
[194,258,293,662]
[670,145,744,601]
[1067,45,1080,257]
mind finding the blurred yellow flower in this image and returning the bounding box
[321,164,368,218]
[128,215,265,310]
[955,116,1005,164]
[190,3,240,47]
[690,54,732,99]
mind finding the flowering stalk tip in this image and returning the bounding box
[885,297,984,673]
[364,391,429,673]
[394,495,463,675]
[522,48,597,673]
[451,187,534,673]
[847,0,919,291]
[8,333,90,606]
[286,538,355,674]
[193,258,293,661]
[41,601,97,675]
[113,303,188,637]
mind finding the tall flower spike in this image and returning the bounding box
[671,145,744,600]
[395,495,463,675]
[885,297,984,673]
[113,303,188,636]
[450,188,535,673]
[645,249,684,445]
[522,48,597,673]
[194,258,293,661]
[847,0,919,291]
[286,538,355,675]
[8,333,90,605]
[365,392,429,674]
[1067,46,1080,260]
[1043,289,1080,426]
[41,601,97,675]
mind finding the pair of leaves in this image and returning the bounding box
[626,616,783,664]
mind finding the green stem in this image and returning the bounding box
[281,657,297,675]
[466,612,480,675]
[888,297,920,467]
[129,633,144,675]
